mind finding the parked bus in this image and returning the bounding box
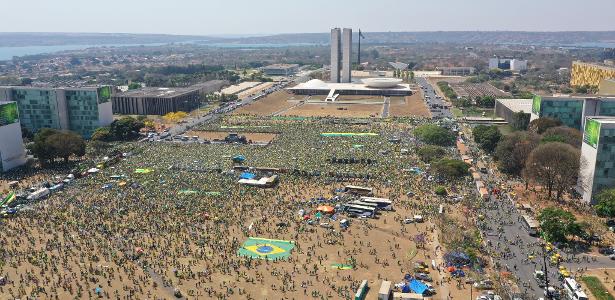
[355,280,368,300]
[564,278,588,300]
[343,204,376,217]
[360,197,393,209]
[521,214,540,237]
[344,185,373,195]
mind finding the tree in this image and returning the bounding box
[538,208,584,243]
[46,131,86,163]
[128,82,142,90]
[31,128,59,164]
[472,125,502,153]
[495,131,540,175]
[417,145,447,163]
[108,117,144,140]
[91,127,112,142]
[525,142,580,200]
[431,159,469,180]
[435,186,447,196]
[511,112,531,131]
[528,117,563,134]
[414,124,455,146]
[542,126,582,148]
[31,129,85,164]
[475,96,495,108]
[594,188,615,217]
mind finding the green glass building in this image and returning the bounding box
[578,117,615,204]
[531,95,615,130]
[0,86,113,138]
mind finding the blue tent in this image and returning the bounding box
[232,155,246,163]
[240,172,256,180]
[409,279,428,294]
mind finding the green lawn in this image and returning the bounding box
[581,276,615,300]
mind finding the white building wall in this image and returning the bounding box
[578,141,598,203]
[0,122,26,172]
[97,101,113,127]
[489,58,499,69]
[342,28,353,83]
[510,59,528,71]
[330,28,341,83]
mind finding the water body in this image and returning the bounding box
[0,42,324,61]
[0,43,167,61]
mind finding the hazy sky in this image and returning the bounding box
[2,0,615,35]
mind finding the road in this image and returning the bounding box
[467,136,615,298]
[415,77,453,119]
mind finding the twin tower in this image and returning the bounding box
[330,28,352,83]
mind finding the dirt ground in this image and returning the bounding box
[185,131,278,144]
[281,103,383,118]
[389,91,431,118]
[232,90,302,116]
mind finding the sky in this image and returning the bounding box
[2,0,615,35]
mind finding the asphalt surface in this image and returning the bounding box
[415,77,453,119]
[468,143,615,298]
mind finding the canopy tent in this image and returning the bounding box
[408,279,427,294]
[240,172,257,180]
[316,205,335,213]
[134,168,153,174]
[88,168,100,173]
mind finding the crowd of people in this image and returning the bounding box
[0,115,479,299]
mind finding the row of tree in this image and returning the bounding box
[472,118,582,201]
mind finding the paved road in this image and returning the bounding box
[467,140,615,298]
[415,77,453,119]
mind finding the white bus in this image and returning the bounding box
[521,214,539,237]
[359,197,393,209]
[564,278,588,300]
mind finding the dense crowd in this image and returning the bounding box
[0,116,475,299]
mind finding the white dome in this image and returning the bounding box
[302,79,329,89]
[362,78,403,88]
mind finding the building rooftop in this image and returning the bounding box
[263,64,299,69]
[288,79,411,92]
[573,61,615,71]
[495,98,532,113]
[587,116,615,124]
[115,87,197,98]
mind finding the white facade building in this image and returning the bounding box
[330,28,341,83]
[342,28,353,83]
[0,101,26,172]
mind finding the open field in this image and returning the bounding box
[281,103,383,118]
[232,90,303,116]
[0,117,486,299]
[185,130,278,144]
[389,92,431,117]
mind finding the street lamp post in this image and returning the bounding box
[542,244,552,300]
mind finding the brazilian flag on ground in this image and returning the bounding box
[238,237,295,260]
[0,192,16,206]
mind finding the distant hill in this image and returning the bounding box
[1,31,615,47]
[0,32,220,47]
[226,31,615,46]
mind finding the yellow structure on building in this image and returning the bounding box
[571,61,615,87]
